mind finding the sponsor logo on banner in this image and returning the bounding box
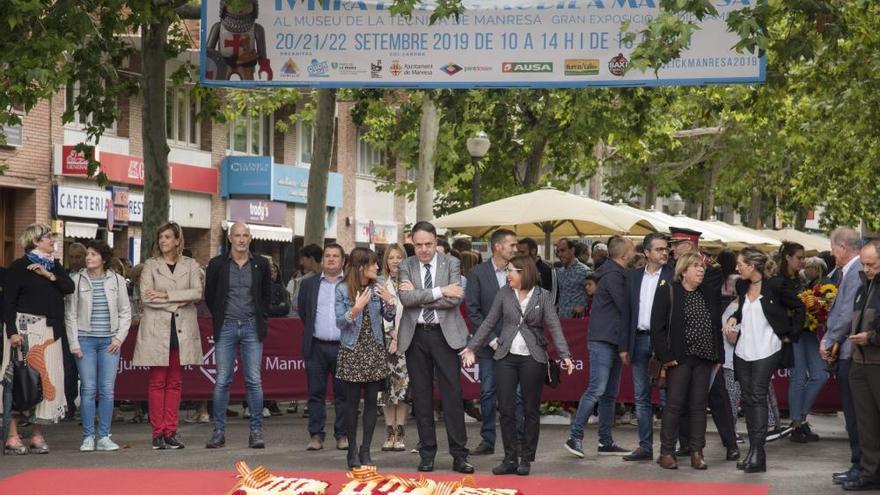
[440,62,463,76]
[502,62,553,73]
[389,60,402,76]
[565,58,600,76]
[370,59,382,78]
[280,58,299,76]
[307,58,329,77]
[608,53,629,77]
[333,61,363,75]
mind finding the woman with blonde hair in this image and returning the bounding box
[379,243,409,452]
[651,251,723,470]
[133,222,204,450]
[1,224,75,454]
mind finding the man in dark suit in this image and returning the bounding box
[565,235,635,458]
[397,221,473,474]
[517,237,554,294]
[296,243,348,452]
[204,222,271,449]
[466,228,518,455]
[619,233,672,461]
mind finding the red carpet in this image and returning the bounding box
[0,469,768,495]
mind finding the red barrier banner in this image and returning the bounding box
[115,318,841,412]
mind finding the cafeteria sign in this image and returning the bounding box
[200,0,764,89]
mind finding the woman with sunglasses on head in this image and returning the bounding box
[462,254,573,476]
[723,247,805,473]
[1,224,75,454]
[133,222,204,450]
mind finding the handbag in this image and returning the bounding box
[649,283,674,389]
[11,346,43,413]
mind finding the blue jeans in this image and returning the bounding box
[478,357,525,447]
[75,336,121,438]
[630,333,654,452]
[788,334,829,422]
[212,318,264,433]
[570,340,622,445]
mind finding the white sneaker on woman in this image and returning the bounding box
[80,436,96,452]
[96,436,120,451]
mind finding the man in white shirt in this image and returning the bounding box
[620,233,673,461]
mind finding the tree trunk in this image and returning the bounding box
[416,93,440,222]
[699,159,725,220]
[522,135,547,190]
[140,19,172,262]
[643,172,657,209]
[303,88,336,246]
[748,189,764,229]
[794,207,808,230]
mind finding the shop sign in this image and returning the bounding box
[61,145,96,175]
[220,155,272,197]
[271,163,343,207]
[228,199,286,226]
[54,185,111,220]
[58,146,218,195]
[355,220,398,244]
[128,193,144,223]
[111,186,130,225]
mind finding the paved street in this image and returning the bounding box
[0,405,854,494]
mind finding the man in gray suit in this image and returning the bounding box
[466,228,518,455]
[821,227,864,485]
[397,221,474,474]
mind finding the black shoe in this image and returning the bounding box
[164,433,185,449]
[464,402,483,421]
[743,446,767,473]
[802,423,820,442]
[766,425,793,442]
[492,461,519,475]
[417,458,434,472]
[674,447,692,457]
[789,426,809,443]
[205,430,225,449]
[267,402,284,416]
[471,443,495,456]
[453,459,475,474]
[359,446,373,466]
[249,431,265,449]
[843,477,880,491]
[516,460,531,476]
[623,448,653,461]
[598,443,629,456]
[726,447,740,461]
[834,468,861,485]
[152,436,166,450]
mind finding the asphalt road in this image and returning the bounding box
[0,406,854,495]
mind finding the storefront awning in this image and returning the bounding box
[221,221,293,243]
[65,221,99,239]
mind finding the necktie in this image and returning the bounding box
[423,263,436,324]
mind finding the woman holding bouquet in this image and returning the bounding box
[780,242,831,442]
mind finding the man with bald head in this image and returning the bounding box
[204,222,271,449]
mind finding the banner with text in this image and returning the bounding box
[200,0,764,89]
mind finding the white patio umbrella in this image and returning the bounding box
[759,228,830,255]
[433,188,658,258]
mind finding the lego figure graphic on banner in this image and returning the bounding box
[206,0,273,81]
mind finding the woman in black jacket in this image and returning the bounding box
[723,247,805,473]
[1,224,75,454]
[651,251,723,471]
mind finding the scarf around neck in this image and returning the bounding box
[26,249,56,273]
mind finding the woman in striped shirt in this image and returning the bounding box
[65,240,132,452]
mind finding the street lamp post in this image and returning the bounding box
[466,131,491,207]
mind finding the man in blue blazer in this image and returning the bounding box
[821,227,865,485]
[465,228,518,455]
[619,233,673,461]
[297,244,348,452]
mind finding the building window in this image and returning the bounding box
[1,106,23,148]
[166,87,200,148]
[357,128,384,177]
[64,83,116,134]
[228,114,272,156]
[299,121,314,166]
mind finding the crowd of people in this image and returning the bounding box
[0,221,879,490]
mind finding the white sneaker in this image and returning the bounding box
[587,415,599,425]
[243,408,251,419]
[80,436,95,452]
[261,408,271,418]
[96,436,120,451]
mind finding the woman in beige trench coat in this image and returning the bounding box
[133,222,204,450]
